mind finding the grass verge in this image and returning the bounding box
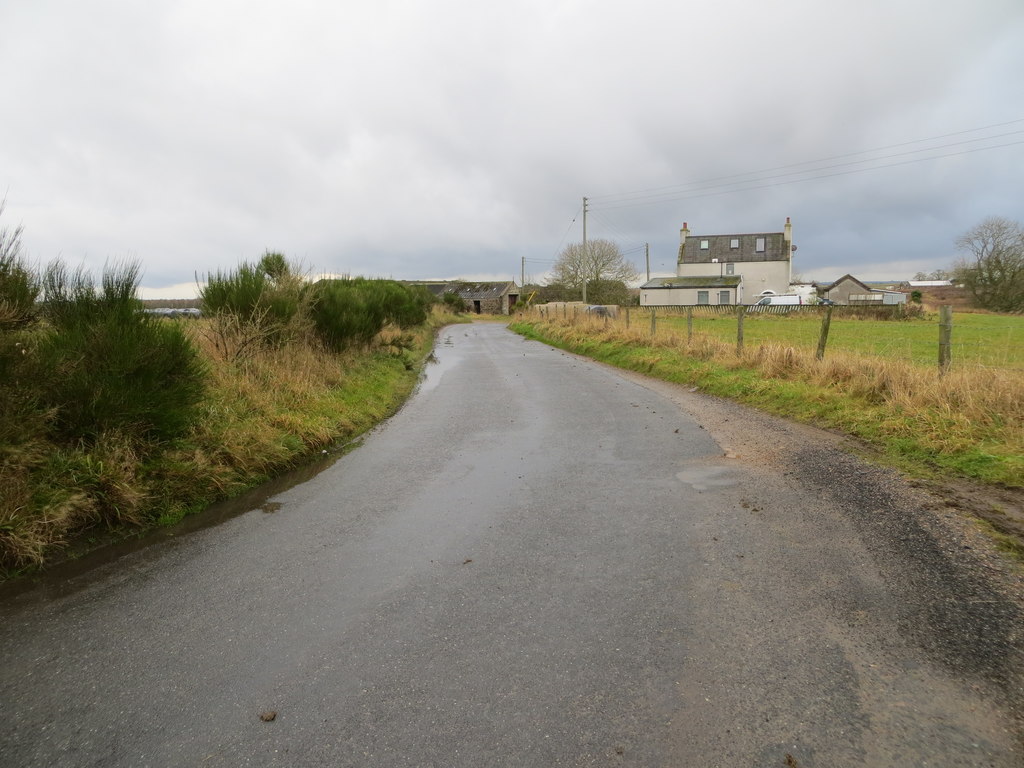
[510,316,1023,489]
[1,310,464,578]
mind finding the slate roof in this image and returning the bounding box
[820,274,872,293]
[452,281,517,300]
[640,276,742,289]
[404,280,517,299]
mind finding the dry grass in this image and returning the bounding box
[519,314,1023,486]
[0,313,455,575]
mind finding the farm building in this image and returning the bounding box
[406,281,520,315]
[820,275,907,305]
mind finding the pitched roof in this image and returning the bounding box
[404,280,518,300]
[641,276,742,289]
[821,274,872,293]
[452,281,517,300]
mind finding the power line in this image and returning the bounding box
[592,139,1024,211]
[587,209,646,252]
[588,118,1024,206]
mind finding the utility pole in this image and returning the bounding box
[581,196,588,304]
[645,243,650,282]
[521,256,525,290]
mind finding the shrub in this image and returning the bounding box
[310,278,433,351]
[310,278,385,350]
[443,291,468,313]
[199,252,312,349]
[376,280,433,328]
[34,261,207,443]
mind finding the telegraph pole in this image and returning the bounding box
[521,256,525,290]
[582,196,588,304]
[645,243,650,282]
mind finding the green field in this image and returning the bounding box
[641,309,1024,370]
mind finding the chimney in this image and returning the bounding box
[677,222,690,268]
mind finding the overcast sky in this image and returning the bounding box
[2,0,1022,297]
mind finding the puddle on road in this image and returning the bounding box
[417,333,464,395]
[676,463,740,492]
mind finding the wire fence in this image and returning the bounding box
[529,303,1024,372]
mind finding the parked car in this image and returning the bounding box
[584,305,610,317]
[753,295,803,307]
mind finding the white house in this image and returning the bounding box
[640,218,795,306]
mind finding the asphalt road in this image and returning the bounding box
[1,323,1022,767]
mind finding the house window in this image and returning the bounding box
[697,291,709,305]
[719,291,731,305]
[725,263,735,275]
[730,238,739,249]
[755,237,765,252]
[700,239,709,250]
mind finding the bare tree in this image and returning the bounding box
[953,216,1024,312]
[548,239,638,303]
[913,269,953,281]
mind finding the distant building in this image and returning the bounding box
[640,218,794,305]
[820,274,907,305]
[904,280,953,288]
[406,280,520,314]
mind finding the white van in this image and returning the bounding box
[754,295,803,306]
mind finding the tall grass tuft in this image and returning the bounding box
[34,261,207,443]
[0,199,39,329]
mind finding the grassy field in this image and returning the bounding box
[635,308,1024,370]
[511,312,1023,490]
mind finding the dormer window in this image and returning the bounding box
[730,238,739,249]
[700,240,709,250]
[755,237,765,252]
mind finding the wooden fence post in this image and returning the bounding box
[625,307,630,329]
[816,306,834,360]
[687,306,693,343]
[939,305,953,375]
[736,305,745,355]
[650,307,657,337]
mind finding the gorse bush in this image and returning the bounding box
[34,261,207,443]
[375,280,433,328]
[0,234,445,572]
[200,252,312,348]
[310,278,435,351]
[443,291,468,313]
[311,278,386,350]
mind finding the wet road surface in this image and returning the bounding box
[1,323,1022,766]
